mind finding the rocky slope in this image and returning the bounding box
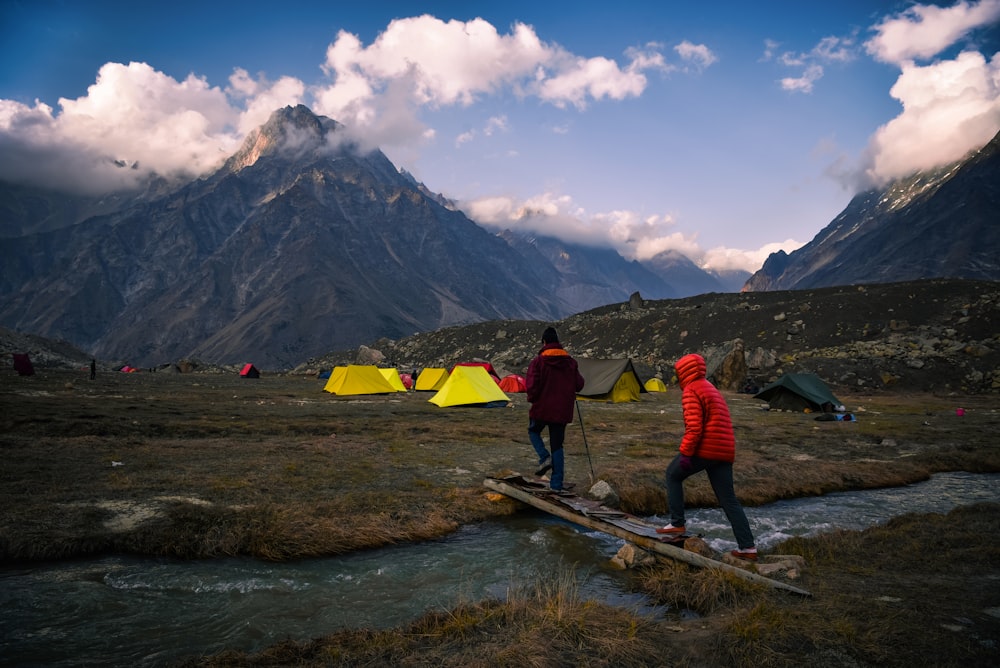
[304,278,1000,395]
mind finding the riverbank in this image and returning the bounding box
[2,369,998,665]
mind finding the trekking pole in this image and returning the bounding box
[575,400,596,484]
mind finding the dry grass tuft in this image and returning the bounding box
[637,559,768,615]
[180,567,667,667]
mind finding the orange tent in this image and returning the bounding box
[498,374,526,393]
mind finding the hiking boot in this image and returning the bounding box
[535,462,553,477]
[655,524,686,535]
[730,549,758,561]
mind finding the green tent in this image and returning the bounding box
[754,373,841,412]
[576,358,646,403]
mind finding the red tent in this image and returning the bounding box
[240,363,260,378]
[399,373,414,389]
[12,353,34,376]
[498,374,526,393]
[452,362,500,382]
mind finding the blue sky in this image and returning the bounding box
[2,1,998,272]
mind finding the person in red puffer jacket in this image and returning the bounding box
[656,353,758,561]
[526,327,585,491]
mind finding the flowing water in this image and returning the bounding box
[2,472,998,667]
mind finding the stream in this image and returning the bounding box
[2,471,998,667]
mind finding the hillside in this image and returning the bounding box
[305,278,1000,395]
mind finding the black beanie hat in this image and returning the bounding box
[542,327,559,344]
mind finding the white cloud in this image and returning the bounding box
[781,64,825,93]
[832,2,1000,187]
[674,41,718,69]
[459,191,782,272]
[0,15,678,194]
[227,69,306,135]
[772,32,859,93]
[484,115,509,136]
[315,15,667,135]
[865,0,1000,65]
[864,50,1000,184]
[702,241,805,273]
[0,62,242,193]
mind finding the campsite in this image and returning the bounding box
[2,363,998,666]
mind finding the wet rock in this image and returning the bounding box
[611,542,656,569]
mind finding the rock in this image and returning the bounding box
[762,554,806,569]
[720,552,755,570]
[628,291,645,311]
[683,536,715,559]
[355,345,385,365]
[710,339,747,391]
[755,562,788,577]
[611,542,656,569]
[588,480,620,508]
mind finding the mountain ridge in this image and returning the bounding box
[743,129,1000,291]
[2,106,997,368]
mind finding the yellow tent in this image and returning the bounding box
[324,365,397,395]
[414,367,449,391]
[378,367,409,392]
[644,377,668,392]
[429,365,510,407]
[576,358,647,403]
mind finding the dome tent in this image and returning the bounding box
[754,372,841,412]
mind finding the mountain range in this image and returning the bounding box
[743,129,1000,291]
[1,106,997,369]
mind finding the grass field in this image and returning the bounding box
[2,369,998,666]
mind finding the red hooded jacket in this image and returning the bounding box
[526,343,585,424]
[675,353,736,462]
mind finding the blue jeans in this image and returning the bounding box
[665,454,755,549]
[529,419,567,489]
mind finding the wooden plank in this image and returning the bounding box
[483,477,812,597]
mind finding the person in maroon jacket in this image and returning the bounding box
[657,353,758,560]
[526,327,585,491]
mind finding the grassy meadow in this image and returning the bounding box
[2,368,998,666]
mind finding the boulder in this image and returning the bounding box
[611,542,656,569]
[588,480,620,508]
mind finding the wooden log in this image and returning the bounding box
[483,477,812,597]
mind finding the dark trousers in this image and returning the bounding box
[665,454,755,549]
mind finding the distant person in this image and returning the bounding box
[525,327,585,491]
[90,358,96,380]
[658,353,758,561]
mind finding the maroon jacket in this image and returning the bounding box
[526,343,585,423]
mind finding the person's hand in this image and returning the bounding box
[679,454,692,471]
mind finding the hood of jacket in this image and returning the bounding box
[537,342,571,364]
[675,353,706,389]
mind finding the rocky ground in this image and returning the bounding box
[306,278,1000,395]
[5,278,998,395]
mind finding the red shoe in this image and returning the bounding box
[655,524,686,535]
[730,549,758,561]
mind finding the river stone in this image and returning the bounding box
[588,480,620,508]
[611,542,655,569]
[682,536,715,559]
